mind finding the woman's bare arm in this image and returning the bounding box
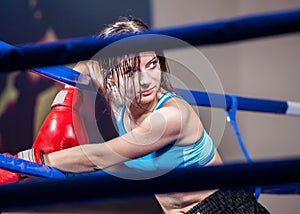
[44,105,185,173]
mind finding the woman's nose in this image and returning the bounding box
[139,70,151,86]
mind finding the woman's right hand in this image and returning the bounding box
[73,60,106,93]
[73,60,122,111]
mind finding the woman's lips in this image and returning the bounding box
[141,88,154,96]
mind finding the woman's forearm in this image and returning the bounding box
[44,145,99,173]
[43,141,129,173]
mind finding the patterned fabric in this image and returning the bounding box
[186,189,270,214]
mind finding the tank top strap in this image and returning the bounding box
[152,92,178,112]
[116,92,178,136]
[116,103,126,136]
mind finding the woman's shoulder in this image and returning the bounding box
[160,91,202,123]
[160,91,191,110]
[155,93,203,146]
[157,94,193,121]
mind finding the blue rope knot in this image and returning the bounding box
[225,94,261,200]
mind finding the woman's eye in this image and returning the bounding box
[148,60,158,69]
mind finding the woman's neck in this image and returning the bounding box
[128,91,162,121]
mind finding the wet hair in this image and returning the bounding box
[94,17,174,115]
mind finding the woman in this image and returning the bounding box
[43,18,270,213]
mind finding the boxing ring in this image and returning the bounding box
[0,8,300,211]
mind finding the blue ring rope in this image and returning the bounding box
[175,88,289,115]
[29,66,297,116]
[0,158,299,211]
[30,66,298,116]
[0,154,65,179]
[0,8,300,71]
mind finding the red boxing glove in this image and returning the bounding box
[32,87,89,153]
[0,87,89,185]
[0,168,19,184]
[0,153,20,184]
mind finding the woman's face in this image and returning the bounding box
[117,52,162,106]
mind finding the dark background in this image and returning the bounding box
[1,0,152,45]
[0,0,151,152]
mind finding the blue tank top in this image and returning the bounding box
[116,92,215,171]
